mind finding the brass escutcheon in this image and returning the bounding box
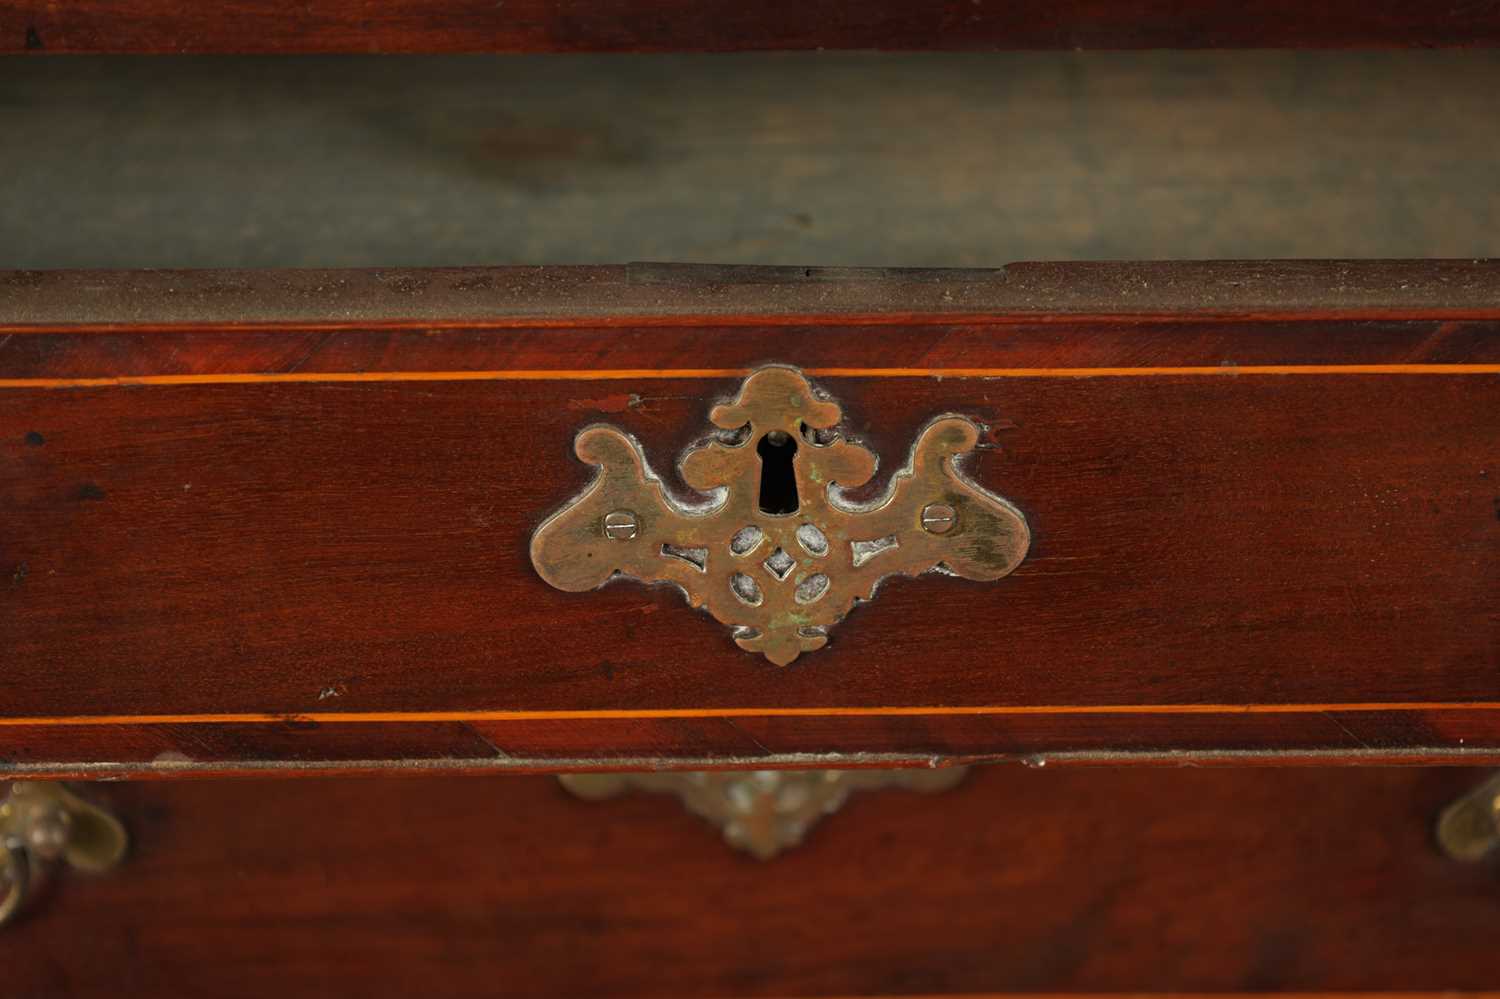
[530,365,1030,665]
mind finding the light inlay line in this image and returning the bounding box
[800,993,1500,999]
[1,364,1498,389]
[4,702,1500,727]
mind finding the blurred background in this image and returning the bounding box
[2,51,1498,268]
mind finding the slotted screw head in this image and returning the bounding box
[921,503,957,534]
[603,510,639,540]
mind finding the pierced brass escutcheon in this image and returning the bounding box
[530,365,1030,665]
[0,782,128,927]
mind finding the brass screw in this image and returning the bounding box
[24,803,72,860]
[920,503,957,534]
[603,510,639,540]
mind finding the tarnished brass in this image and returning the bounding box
[0,782,128,926]
[560,767,967,859]
[1436,772,1500,862]
[530,365,1030,665]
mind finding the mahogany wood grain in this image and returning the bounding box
[9,768,1500,996]
[4,0,1500,53]
[0,263,1496,775]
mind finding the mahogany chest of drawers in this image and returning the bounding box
[3,5,1500,994]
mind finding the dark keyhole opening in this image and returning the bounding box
[756,430,799,515]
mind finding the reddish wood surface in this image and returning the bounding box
[3,0,1500,53]
[10,768,1500,996]
[0,264,1497,775]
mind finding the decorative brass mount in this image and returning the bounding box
[530,365,1030,665]
[560,768,967,859]
[0,783,128,926]
[1437,772,1500,862]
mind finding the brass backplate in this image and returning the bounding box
[530,365,1030,665]
[560,767,967,859]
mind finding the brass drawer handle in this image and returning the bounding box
[531,365,1030,665]
[1437,773,1500,862]
[0,783,128,927]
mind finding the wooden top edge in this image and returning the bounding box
[11,747,1500,781]
[3,261,1500,326]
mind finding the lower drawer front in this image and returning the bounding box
[11,767,1500,997]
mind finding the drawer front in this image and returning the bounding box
[2,262,1498,775]
[9,767,1500,996]
[6,0,1500,53]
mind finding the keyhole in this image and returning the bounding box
[756,430,799,515]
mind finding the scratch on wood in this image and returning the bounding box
[282,331,338,374]
[1322,711,1372,750]
[723,718,774,757]
[465,725,513,760]
[567,393,641,412]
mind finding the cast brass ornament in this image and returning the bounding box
[0,782,128,927]
[560,767,967,859]
[530,365,1030,665]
